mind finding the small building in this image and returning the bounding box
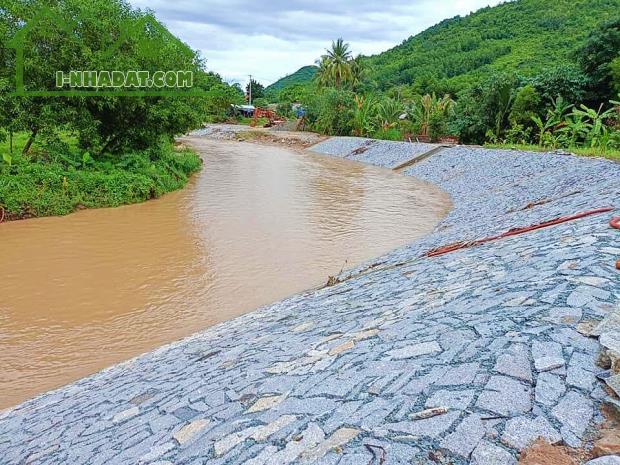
[292,103,306,118]
[231,104,255,117]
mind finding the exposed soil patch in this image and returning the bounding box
[518,440,577,465]
[592,404,620,458]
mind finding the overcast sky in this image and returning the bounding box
[128,0,503,87]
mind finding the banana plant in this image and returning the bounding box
[351,94,377,137]
[557,114,588,147]
[570,103,617,148]
[412,93,455,137]
[2,153,12,166]
[531,115,556,147]
[530,97,573,147]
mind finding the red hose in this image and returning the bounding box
[426,207,615,258]
[612,216,620,270]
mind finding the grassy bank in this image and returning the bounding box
[237,116,270,126]
[485,143,620,162]
[0,134,202,221]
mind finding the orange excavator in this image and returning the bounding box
[250,108,286,128]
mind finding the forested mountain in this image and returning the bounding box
[364,0,619,93]
[271,0,619,95]
[265,66,317,93]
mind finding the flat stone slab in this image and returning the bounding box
[476,376,531,416]
[1,139,619,464]
[439,413,486,457]
[585,457,620,465]
[387,341,442,359]
[502,415,561,449]
[386,410,461,438]
[535,372,565,406]
[425,389,475,410]
[552,391,594,439]
[472,441,517,465]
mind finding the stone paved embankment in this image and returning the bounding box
[1,136,619,465]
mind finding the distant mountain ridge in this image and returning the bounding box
[267,0,619,94]
[265,65,317,93]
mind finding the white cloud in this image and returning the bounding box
[128,0,504,86]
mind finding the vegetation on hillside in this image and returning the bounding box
[0,0,243,220]
[265,66,317,94]
[269,0,619,97]
[363,0,619,94]
[266,7,620,158]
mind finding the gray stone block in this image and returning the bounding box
[502,415,561,450]
[471,441,516,465]
[440,413,486,457]
[552,391,593,439]
[476,376,531,416]
[535,372,565,406]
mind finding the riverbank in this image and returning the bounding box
[0,136,447,409]
[1,133,619,465]
[484,143,620,163]
[191,124,327,151]
[0,136,202,221]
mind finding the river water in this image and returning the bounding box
[0,137,450,408]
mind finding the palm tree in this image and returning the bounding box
[350,55,366,91]
[315,56,332,88]
[376,98,403,131]
[315,38,354,88]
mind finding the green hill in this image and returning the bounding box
[271,0,619,95]
[265,65,317,93]
[364,0,619,92]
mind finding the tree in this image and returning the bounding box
[349,55,366,91]
[577,18,620,103]
[0,0,85,153]
[204,82,243,122]
[611,57,620,95]
[0,0,236,155]
[411,93,455,140]
[527,65,588,106]
[509,84,541,129]
[375,98,403,131]
[305,87,354,136]
[315,38,354,89]
[451,74,517,143]
[0,79,26,153]
[351,94,377,137]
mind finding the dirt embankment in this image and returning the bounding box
[190,124,327,152]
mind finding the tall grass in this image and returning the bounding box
[484,143,620,162]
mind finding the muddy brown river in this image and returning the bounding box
[0,137,450,408]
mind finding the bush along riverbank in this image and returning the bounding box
[0,135,202,221]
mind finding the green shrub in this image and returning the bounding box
[306,88,355,136]
[372,128,403,141]
[0,139,201,220]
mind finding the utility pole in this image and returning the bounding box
[248,74,252,106]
